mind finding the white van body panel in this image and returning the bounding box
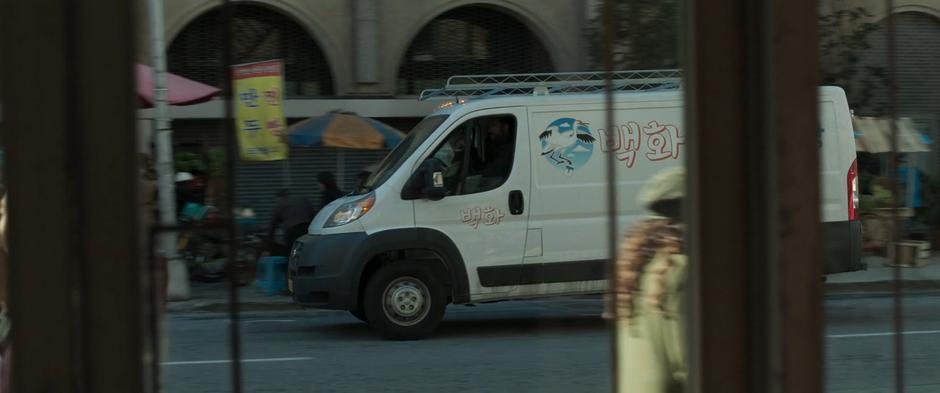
[411,107,533,299]
[819,87,854,223]
[516,99,685,298]
[427,89,850,302]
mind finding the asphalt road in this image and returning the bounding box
[162,293,940,393]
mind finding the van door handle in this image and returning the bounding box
[508,190,524,215]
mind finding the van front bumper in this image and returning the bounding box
[288,233,367,310]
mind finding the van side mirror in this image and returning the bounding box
[402,158,447,201]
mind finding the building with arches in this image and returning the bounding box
[137,0,588,219]
[139,0,940,214]
[823,0,940,174]
[145,0,585,99]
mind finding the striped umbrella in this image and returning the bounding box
[287,112,404,149]
[287,111,404,189]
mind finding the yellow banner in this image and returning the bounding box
[232,60,288,161]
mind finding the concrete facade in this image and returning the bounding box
[823,0,940,175]
[825,0,940,21]
[140,0,587,97]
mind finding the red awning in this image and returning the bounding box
[136,63,220,108]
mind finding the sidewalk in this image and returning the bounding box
[167,256,940,313]
[166,281,299,313]
[825,255,940,294]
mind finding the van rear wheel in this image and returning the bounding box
[362,261,445,340]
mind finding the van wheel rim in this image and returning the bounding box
[382,276,430,327]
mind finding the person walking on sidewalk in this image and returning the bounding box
[267,189,316,257]
[607,167,687,393]
[317,171,345,212]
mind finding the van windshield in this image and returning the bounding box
[360,115,449,193]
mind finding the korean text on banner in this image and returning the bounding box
[233,60,288,161]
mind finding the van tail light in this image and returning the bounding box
[848,159,859,221]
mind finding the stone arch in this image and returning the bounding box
[892,3,940,21]
[166,1,337,96]
[391,2,564,95]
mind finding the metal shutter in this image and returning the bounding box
[859,11,940,174]
[396,5,555,95]
[238,147,389,221]
[171,119,391,222]
[167,4,334,97]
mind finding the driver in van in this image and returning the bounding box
[442,133,467,194]
[480,117,514,181]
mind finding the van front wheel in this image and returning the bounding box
[362,261,446,340]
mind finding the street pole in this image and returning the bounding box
[148,0,188,300]
[884,1,905,392]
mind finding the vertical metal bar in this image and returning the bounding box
[681,1,703,390]
[744,0,776,386]
[3,3,76,391]
[884,1,905,392]
[4,0,143,390]
[685,0,820,391]
[220,1,244,392]
[64,2,89,390]
[148,0,181,273]
[685,0,751,390]
[145,0,173,390]
[601,1,620,392]
[772,0,823,391]
[149,229,161,392]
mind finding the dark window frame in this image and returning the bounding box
[426,114,517,197]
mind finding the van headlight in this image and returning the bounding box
[324,192,375,228]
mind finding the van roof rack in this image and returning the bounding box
[418,69,682,101]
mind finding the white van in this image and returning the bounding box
[288,72,861,339]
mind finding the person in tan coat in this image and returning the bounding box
[0,193,10,393]
[607,167,687,393]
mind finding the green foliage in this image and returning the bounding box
[871,181,894,208]
[175,148,227,178]
[207,147,227,177]
[582,1,884,112]
[859,194,876,215]
[583,0,680,70]
[174,152,206,173]
[819,7,886,112]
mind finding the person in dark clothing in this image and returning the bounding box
[354,171,370,193]
[267,189,316,256]
[480,117,515,183]
[175,172,200,217]
[317,171,345,211]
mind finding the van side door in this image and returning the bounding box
[411,107,531,299]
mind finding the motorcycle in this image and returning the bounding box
[177,203,264,284]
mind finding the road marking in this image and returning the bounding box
[163,357,313,366]
[244,319,296,323]
[826,329,940,339]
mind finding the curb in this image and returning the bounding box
[167,300,300,313]
[168,281,940,313]
[824,280,940,297]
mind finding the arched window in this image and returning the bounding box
[168,4,334,97]
[396,5,554,95]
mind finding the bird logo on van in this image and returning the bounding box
[539,118,597,175]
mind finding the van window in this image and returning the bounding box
[427,115,516,196]
[363,115,449,192]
